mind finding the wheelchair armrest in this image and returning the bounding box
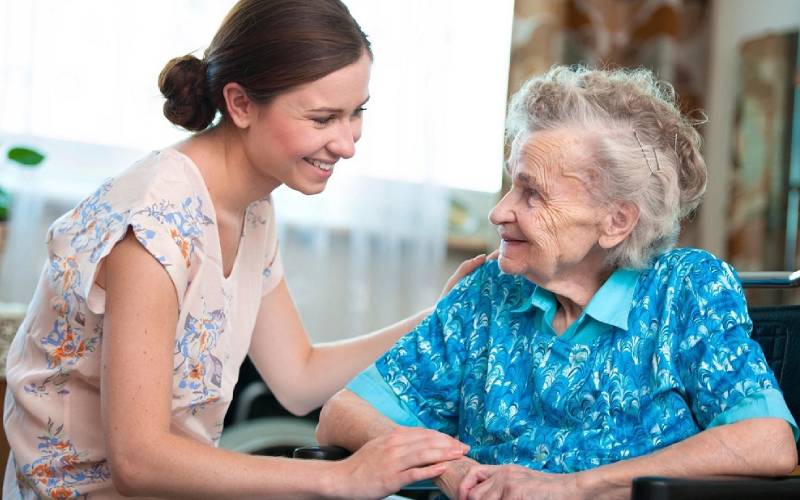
[293,445,351,461]
[632,475,800,500]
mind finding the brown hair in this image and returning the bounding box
[158,0,372,132]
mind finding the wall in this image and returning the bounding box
[701,0,800,259]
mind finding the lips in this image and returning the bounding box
[499,231,526,243]
[304,157,337,172]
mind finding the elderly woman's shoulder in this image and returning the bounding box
[482,259,532,286]
[652,247,720,268]
[451,259,533,296]
[646,247,741,288]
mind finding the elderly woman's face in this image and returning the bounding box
[489,129,608,284]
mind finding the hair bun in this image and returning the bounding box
[158,55,216,131]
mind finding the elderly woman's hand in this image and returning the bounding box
[433,455,481,499]
[457,464,583,500]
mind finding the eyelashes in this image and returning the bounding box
[312,115,336,125]
[523,188,539,206]
[311,107,367,126]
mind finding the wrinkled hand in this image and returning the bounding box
[333,427,469,500]
[435,456,480,499]
[458,464,582,500]
[439,251,498,301]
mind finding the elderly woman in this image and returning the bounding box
[315,66,799,499]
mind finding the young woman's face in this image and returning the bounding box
[244,51,372,195]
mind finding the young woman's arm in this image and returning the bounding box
[248,254,488,415]
[101,230,467,499]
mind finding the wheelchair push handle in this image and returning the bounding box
[739,270,800,288]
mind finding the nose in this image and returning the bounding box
[489,191,515,226]
[328,118,361,159]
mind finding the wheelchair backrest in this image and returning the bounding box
[748,305,800,457]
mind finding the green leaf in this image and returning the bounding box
[0,187,10,221]
[7,147,45,166]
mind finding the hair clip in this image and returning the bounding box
[633,130,660,175]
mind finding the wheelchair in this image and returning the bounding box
[219,358,319,456]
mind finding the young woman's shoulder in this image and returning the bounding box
[109,148,207,206]
[45,148,215,312]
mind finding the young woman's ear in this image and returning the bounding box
[598,201,639,250]
[222,82,254,129]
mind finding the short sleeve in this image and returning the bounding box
[47,180,195,316]
[124,208,195,300]
[371,266,484,436]
[260,198,283,296]
[707,388,798,440]
[675,257,796,434]
[347,365,427,428]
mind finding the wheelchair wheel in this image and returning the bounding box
[219,417,318,457]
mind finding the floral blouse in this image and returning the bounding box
[349,249,798,472]
[4,148,283,499]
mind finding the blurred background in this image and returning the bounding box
[0,0,799,468]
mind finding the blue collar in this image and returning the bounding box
[511,268,641,333]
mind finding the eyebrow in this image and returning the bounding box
[515,172,536,187]
[308,96,370,113]
[505,161,538,185]
[515,170,549,198]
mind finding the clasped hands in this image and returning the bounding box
[335,426,583,500]
[438,456,583,500]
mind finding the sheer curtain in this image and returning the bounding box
[0,0,512,341]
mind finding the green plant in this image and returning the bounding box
[7,147,45,166]
[0,146,46,222]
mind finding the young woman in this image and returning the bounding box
[3,1,477,498]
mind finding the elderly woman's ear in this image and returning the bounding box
[598,201,639,250]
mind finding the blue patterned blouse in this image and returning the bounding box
[348,248,798,472]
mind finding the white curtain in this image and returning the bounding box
[274,179,449,342]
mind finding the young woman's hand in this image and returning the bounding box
[439,251,498,301]
[330,426,469,499]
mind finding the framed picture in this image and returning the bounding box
[728,31,799,304]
